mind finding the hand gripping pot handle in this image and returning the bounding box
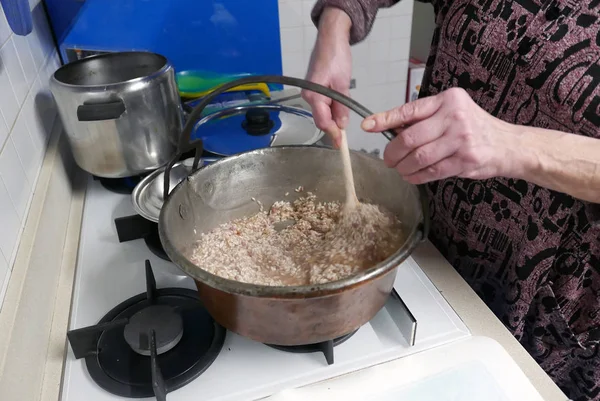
[163,75,430,241]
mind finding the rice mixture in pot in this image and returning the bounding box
[190,192,405,286]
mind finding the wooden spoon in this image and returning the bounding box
[339,129,359,212]
[275,129,357,232]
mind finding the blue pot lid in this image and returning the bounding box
[190,104,322,156]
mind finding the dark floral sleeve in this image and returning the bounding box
[584,202,600,226]
[311,0,402,44]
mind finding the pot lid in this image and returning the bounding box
[190,104,323,156]
[132,157,218,222]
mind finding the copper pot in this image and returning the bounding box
[159,146,426,345]
[158,76,428,345]
[194,268,397,345]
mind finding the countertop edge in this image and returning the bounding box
[411,241,567,400]
[0,123,86,401]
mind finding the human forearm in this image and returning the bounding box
[317,8,352,43]
[515,126,600,204]
[312,0,400,44]
[358,88,600,208]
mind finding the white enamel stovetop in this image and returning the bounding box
[61,176,543,401]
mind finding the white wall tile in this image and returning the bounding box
[0,178,21,262]
[22,77,55,154]
[278,1,303,28]
[391,15,413,39]
[0,137,31,221]
[11,112,38,183]
[43,50,61,85]
[0,112,7,149]
[12,35,37,88]
[369,40,390,62]
[26,29,46,74]
[383,81,408,110]
[0,5,11,47]
[29,6,54,69]
[303,25,317,53]
[389,38,410,61]
[301,1,316,25]
[33,75,56,134]
[366,84,388,111]
[387,60,410,82]
[352,65,370,89]
[280,27,303,53]
[0,38,30,105]
[282,51,306,78]
[351,42,370,66]
[0,3,58,288]
[397,0,415,16]
[370,18,391,41]
[378,0,414,17]
[370,64,388,85]
[0,42,24,125]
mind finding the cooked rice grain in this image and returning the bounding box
[189,194,404,286]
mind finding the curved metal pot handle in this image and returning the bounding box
[164,75,430,242]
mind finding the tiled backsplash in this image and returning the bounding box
[278,0,413,154]
[0,2,60,304]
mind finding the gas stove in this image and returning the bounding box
[61,175,472,401]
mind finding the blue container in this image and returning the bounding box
[44,0,283,89]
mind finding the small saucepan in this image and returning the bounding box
[131,157,219,223]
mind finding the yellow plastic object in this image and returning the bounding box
[180,83,270,99]
[177,70,270,99]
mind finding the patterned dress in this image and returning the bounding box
[312,1,600,399]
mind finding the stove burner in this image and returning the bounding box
[124,305,184,356]
[114,215,170,261]
[93,175,143,194]
[266,330,358,365]
[66,260,225,400]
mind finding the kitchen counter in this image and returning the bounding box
[0,118,567,401]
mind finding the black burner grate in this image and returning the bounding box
[144,228,170,261]
[114,215,170,261]
[265,330,358,365]
[66,260,225,400]
[93,175,143,194]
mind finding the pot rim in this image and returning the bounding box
[50,51,171,90]
[158,145,426,298]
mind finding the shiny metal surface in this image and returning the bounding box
[132,157,218,222]
[159,146,426,345]
[49,52,182,178]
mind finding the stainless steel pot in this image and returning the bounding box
[50,52,182,178]
[158,75,429,346]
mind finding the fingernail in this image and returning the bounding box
[362,118,375,130]
[338,116,348,128]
